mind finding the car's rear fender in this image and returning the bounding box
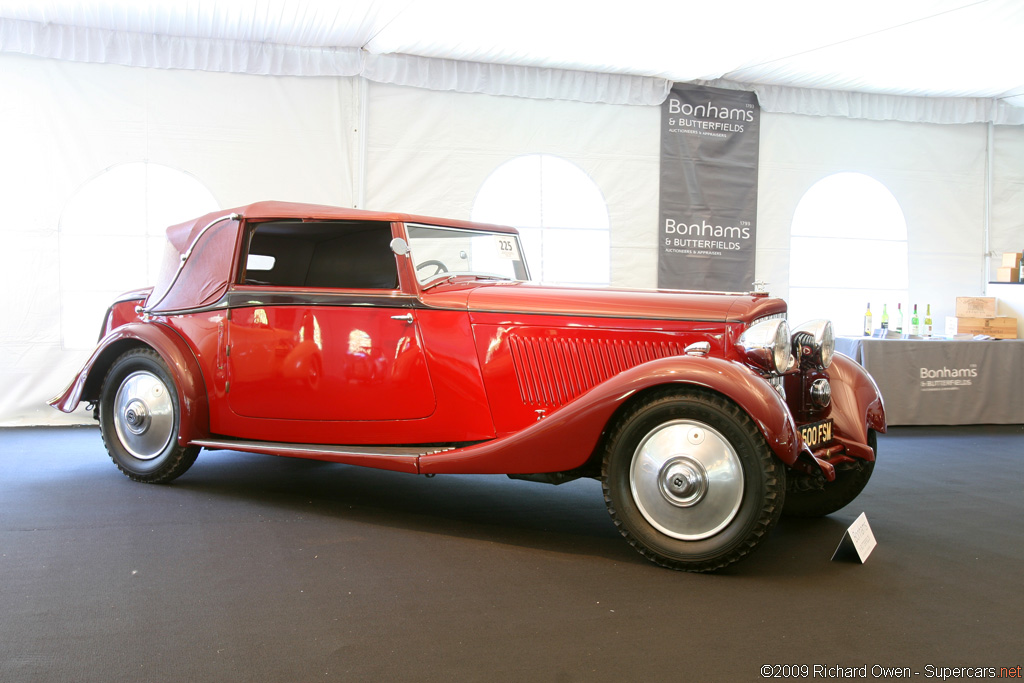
[48,322,210,446]
[419,355,802,475]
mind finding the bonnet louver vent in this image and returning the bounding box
[508,335,685,406]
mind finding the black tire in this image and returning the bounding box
[783,430,876,518]
[601,388,785,572]
[99,348,200,484]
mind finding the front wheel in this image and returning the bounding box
[601,389,785,572]
[99,348,199,483]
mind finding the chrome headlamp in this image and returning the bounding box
[737,318,793,376]
[809,378,832,408]
[791,319,835,370]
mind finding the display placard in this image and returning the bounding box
[831,512,877,563]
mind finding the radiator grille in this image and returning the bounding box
[508,335,686,406]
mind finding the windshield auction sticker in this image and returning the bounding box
[494,234,520,260]
[658,83,760,292]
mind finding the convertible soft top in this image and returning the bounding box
[145,201,517,314]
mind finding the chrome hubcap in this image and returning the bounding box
[123,399,149,433]
[113,370,174,460]
[659,457,708,507]
[630,420,743,541]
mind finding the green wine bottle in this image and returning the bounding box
[910,304,920,335]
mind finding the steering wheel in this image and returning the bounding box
[416,260,449,277]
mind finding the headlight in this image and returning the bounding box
[809,378,832,408]
[791,320,835,369]
[737,318,792,375]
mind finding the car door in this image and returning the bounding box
[225,219,436,422]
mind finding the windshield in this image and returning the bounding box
[406,223,531,285]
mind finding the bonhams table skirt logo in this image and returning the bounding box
[919,364,979,391]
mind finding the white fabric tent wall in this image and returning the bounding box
[1,52,1022,425]
[0,54,360,425]
[363,82,1021,307]
[362,82,661,284]
[758,114,989,310]
[993,127,1024,261]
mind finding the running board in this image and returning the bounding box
[190,438,458,474]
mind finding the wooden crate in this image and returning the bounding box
[955,297,997,317]
[944,316,1017,339]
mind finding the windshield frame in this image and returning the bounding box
[405,223,532,286]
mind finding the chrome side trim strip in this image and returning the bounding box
[149,287,750,327]
[226,291,424,309]
[142,291,426,317]
[192,438,456,458]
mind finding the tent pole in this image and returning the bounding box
[355,76,369,210]
[983,122,993,293]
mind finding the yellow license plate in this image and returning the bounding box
[799,419,833,449]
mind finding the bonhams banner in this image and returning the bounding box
[658,84,760,291]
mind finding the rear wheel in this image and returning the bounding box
[99,348,199,483]
[601,389,785,572]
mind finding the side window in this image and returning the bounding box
[243,220,398,290]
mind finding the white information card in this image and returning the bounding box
[831,512,877,564]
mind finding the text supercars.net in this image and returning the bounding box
[760,664,1022,679]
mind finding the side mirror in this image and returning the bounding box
[390,237,409,256]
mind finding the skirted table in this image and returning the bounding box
[835,336,1024,425]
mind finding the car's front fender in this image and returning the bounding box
[49,322,210,446]
[420,355,802,475]
[827,352,887,461]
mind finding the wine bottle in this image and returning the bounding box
[864,303,872,336]
[896,303,903,334]
[910,304,920,335]
[924,304,933,337]
[881,304,889,332]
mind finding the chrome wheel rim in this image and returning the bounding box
[112,370,174,460]
[630,419,743,541]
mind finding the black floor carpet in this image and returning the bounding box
[1,425,1022,682]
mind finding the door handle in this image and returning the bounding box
[390,313,414,323]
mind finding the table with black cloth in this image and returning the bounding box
[835,336,1024,425]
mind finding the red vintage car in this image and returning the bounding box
[51,201,885,571]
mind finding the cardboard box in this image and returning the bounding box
[945,316,1018,339]
[1001,252,1022,269]
[955,297,997,317]
[996,267,1019,283]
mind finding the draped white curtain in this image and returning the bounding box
[2,16,1023,122]
[0,17,365,76]
[705,79,1024,126]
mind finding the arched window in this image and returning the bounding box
[472,154,610,285]
[788,172,908,334]
[59,162,219,348]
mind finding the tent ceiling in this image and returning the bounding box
[1,0,1022,105]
